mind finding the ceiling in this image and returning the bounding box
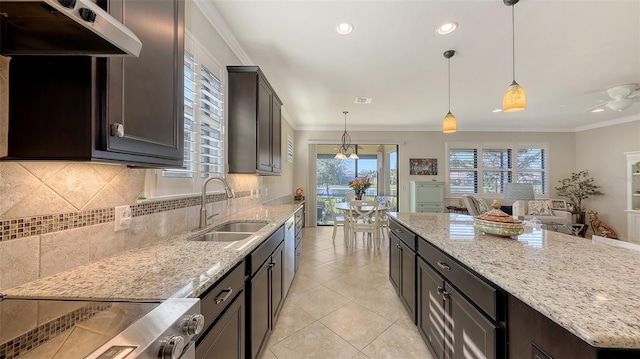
[208,0,640,132]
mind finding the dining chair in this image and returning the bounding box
[326,197,347,243]
[346,193,356,202]
[347,200,380,248]
[374,196,391,239]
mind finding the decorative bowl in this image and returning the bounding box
[473,218,524,237]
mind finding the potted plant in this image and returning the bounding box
[555,169,603,213]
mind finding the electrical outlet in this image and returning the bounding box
[114,205,132,231]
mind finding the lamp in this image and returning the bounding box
[503,183,535,201]
[442,50,457,133]
[502,0,526,112]
[334,111,359,160]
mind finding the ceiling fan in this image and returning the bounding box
[587,84,640,112]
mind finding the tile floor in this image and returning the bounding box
[259,226,433,359]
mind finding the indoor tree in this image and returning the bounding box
[555,169,603,212]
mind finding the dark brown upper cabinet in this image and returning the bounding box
[227,66,282,176]
[3,0,184,167]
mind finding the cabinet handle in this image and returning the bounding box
[214,287,233,304]
[437,286,444,295]
[395,228,403,234]
[396,244,402,249]
[110,122,125,138]
[437,261,451,271]
[442,289,450,300]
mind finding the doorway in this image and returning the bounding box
[315,144,398,226]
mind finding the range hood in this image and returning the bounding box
[0,0,142,56]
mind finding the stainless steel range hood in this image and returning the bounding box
[0,0,142,56]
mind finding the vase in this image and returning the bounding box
[355,192,363,200]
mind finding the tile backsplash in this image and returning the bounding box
[0,162,267,291]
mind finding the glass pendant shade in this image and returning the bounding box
[348,153,359,160]
[334,152,347,160]
[502,80,526,112]
[442,111,457,133]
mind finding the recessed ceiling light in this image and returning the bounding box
[492,108,503,113]
[591,108,605,113]
[437,22,458,35]
[336,22,353,35]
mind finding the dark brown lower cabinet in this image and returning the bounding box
[417,257,501,359]
[195,291,245,359]
[389,232,416,322]
[248,241,284,359]
[508,294,640,359]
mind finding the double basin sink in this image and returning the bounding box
[189,221,268,242]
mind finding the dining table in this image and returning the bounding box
[334,202,389,244]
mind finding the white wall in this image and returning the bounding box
[575,120,640,240]
[293,130,576,215]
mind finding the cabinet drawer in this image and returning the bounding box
[389,220,416,250]
[248,226,284,276]
[198,261,245,341]
[295,218,303,235]
[295,208,303,225]
[295,230,302,248]
[416,203,443,209]
[418,239,501,320]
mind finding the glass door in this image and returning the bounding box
[315,144,398,225]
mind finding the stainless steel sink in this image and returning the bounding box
[212,221,267,233]
[189,232,254,242]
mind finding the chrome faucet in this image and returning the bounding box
[200,176,235,228]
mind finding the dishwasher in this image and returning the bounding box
[283,215,296,297]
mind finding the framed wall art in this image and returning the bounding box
[550,199,567,210]
[410,158,437,175]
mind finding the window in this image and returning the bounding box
[447,143,547,196]
[146,33,226,198]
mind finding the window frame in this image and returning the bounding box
[445,142,549,198]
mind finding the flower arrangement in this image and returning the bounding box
[348,177,371,199]
[555,169,603,212]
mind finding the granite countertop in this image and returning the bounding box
[389,212,640,349]
[4,204,302,300]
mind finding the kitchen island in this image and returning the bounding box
[389,212,640,358]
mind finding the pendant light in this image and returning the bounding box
[502,0,526,112]
[334,111,359,160]
[442,50,457,133]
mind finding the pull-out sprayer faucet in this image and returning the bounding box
[200,176,234,228]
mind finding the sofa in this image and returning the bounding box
[512,200,572,226]
[462,195,572,226]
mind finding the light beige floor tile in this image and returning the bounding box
[296,262,344,284]
[287,273,321,296]
[352,353,371,359]
[258,347,277,359]
[352,284,408,322]
[361,322,433,359]
[287,285,351,319]
[270,300,317,343]
[269,322,359,359]
[319,301,393,350]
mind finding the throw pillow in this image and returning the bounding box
[527,200,553,216]
[477,198,490,214]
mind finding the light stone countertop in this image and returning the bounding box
[3,204,303,301]
[389,212,640,349]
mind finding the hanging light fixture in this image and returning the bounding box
[442,50,457,133]
[334,111,359,160]
[502,0,526,112]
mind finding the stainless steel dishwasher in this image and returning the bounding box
[283,215,296,297]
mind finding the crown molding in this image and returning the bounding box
[193,0,253,65]
[574,113,640,132]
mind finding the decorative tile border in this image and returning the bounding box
[0,302,112,359]
[0,191,250,242]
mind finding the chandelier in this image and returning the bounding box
[334,111,359,160]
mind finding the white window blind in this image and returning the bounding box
[163,50,224,180]
[447,143,548,196]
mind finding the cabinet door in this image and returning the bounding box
[250,262,270,359]
[416,184,444,203]
[196,291,244,359]
[389,234,401,293]
[418,259,446,359]
[448,285,498,359]
[400,239,416,322]
[257,79,272,172]
[271,96,282,173]
[103,0,184,163]
[270,243,284,324]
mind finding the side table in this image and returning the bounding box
[570,211,587,237]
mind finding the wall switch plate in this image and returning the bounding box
[114,205,132,231]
